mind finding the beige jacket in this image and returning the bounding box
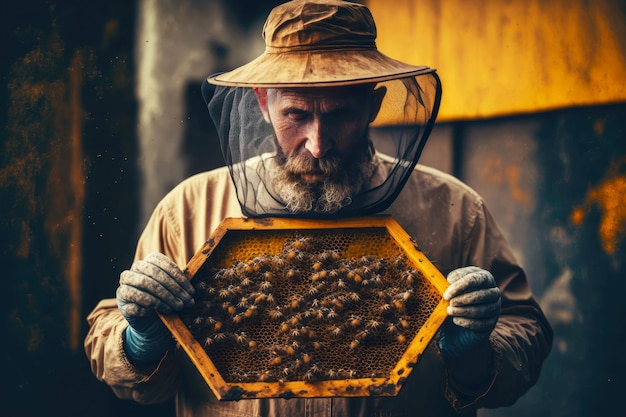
[85,161,552,417]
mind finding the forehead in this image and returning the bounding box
[267,85,371,107]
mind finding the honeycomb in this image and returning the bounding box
[161,216,449,400]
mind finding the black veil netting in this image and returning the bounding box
[201,71,441,219]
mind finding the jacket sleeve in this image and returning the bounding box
[83,299,181,403]
[444,198,553,410]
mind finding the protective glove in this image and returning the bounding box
[116,252,195,364]
[438,266,501,361]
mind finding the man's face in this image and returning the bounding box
[257,85,385,214]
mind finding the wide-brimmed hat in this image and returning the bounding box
[207,0,433,87]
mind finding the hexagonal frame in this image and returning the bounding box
[159,215,449,401]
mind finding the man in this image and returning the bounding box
[84,1,552,416]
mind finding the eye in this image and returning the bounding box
[283,109,309,121]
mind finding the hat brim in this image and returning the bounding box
[207,49,434,87]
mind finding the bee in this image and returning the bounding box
[248,340,257,349]
[213,321,223,331]
[237,297,249,308]
[396,334,407,344]
[349,340,360,350]
[302,353,312,363]
[330,326,342,336]
[291,237,311,250]
[355,330,369,341]
[286,269,299,280]
[263,271,275,280]
[240,277,252,287]
[312,262,323,272]
[203,336,214,347]
[214,332,227,341]
[399,318,410,329]
[327,309,338,319]
[269,356,282,367]
[268,307,283,320]
[402,270,416,286]
[259,280,272,290]
[232,314,243,324]
[266,293,275,303]
[326,369,338,379]
[244,306,256,318]
[387,323,398,334]
[348,315,362,328]
[259,370,272,382]
[336,278,346,288]
[366,319,381,330]
[393,300,405,311]
[348,292,361,302]
[233,332,248,345]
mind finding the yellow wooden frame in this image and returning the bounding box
[159,215,449,400]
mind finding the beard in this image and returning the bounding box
[268,138,376,214]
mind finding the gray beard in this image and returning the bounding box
[269,140,375,214]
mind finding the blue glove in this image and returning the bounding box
[438,266,501,361]
[116,252,195,364]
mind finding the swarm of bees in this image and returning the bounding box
[180,233,439,383]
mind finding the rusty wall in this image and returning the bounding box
[367,0,626,121]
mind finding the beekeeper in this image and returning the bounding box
[84,1,552,416]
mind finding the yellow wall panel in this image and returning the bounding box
[366,0,626,121]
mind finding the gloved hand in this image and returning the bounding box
[438,266,501,361]
[117,252,195,364]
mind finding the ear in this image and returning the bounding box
[254,88,271,123]
[368,86,387,123]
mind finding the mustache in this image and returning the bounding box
[281,152,343,178]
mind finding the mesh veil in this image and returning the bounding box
[201,71,442,218]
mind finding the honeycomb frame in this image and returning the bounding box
[159,215,449,401]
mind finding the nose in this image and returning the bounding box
[304,117,332,158]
